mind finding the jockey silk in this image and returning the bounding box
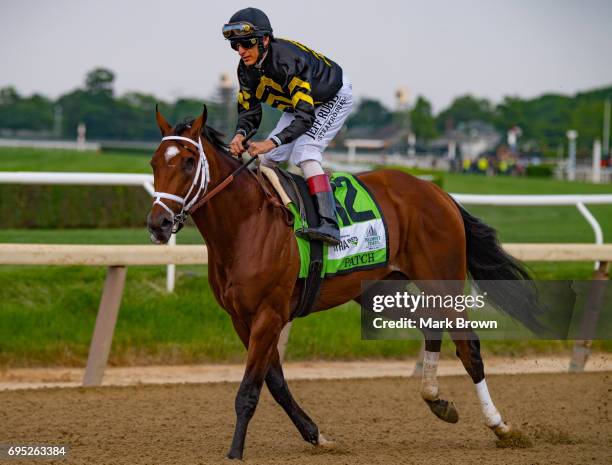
[235,38,345,146]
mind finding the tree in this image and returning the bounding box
[0,86,19,106]
[57,68,119,138]
[410,96,437,141]
[85,67,115,96]
[347,98,392,129]
[0,86,54,131]
[496,94,572,153]
[436,95,494,131]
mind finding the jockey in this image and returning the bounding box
[223,7,353,246]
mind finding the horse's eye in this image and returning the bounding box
[183,156,195,172]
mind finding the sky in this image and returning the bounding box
[1,0,611,113]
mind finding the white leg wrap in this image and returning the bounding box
[420,351,440,401]
[300,159,325,178]
[475,379,502,427]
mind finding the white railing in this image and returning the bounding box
[0,171,180,292]
[450,193,612,268]
[0,171,154,193]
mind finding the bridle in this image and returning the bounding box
[152,130,257,233]
[153,135,210,233]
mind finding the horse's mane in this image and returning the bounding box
[173,118,230,155]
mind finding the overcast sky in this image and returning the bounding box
[1,0,611,112]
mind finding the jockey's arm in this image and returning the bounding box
[235,88,261,137]
[232,68,262,155]
[270,62,316,147]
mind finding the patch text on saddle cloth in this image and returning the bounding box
[328,219,387,269]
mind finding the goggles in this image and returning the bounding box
[222,21,257,39]
[230,37,259,51]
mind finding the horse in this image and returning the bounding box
[147,106,536,460]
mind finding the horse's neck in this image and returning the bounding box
[191,137,266,260]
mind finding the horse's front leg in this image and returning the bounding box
[265,347,335,447]
[227,308,282,460]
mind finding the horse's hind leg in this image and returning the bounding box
[356,278,459,424]
[265,348,332,447]
[450,332,511,438]
[419,333,459,424]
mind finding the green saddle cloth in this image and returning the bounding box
[289,172,388,278]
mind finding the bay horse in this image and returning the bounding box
[147,107,536,460]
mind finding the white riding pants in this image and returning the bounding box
[262,74,353,173]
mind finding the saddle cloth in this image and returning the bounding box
[260,166,389,278]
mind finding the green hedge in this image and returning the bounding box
[526,164,555,178]
[0,185,151,228]
[0,165,444,228]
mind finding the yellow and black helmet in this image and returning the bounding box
[222,7,273,40]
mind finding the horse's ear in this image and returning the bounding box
[189,105,208,139]
[155,104,172,136]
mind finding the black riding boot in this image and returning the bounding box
[297,190,341,245]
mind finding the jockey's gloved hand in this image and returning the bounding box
[247,139,276,157]
[229,133,246,156]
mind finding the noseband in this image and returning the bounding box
[152,135,210,233]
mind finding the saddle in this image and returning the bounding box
[259,165,325,320]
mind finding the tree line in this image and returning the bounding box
[349,89,611,156]
[0,67,281,142]
[1,67,610,155]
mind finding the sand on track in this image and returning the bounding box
[1,371,610,465]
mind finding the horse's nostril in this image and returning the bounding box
[161,217,173,229]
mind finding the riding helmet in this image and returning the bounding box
[223,7,273,39]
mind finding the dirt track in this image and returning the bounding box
[1,372,610,464]
[2,354,611,391]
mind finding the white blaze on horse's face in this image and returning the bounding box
[164,146,180,163]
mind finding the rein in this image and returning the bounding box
[188,149,259,212]
[152,130,256,233]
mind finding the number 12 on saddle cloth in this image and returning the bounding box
[291,172,389,278]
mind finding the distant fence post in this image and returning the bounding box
[569,260,609,372]
[167,234,177,292]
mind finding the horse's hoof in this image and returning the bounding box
[490,421,511,439]
[492,423,533,448]
[425,399,459,423]
[226,450,243,461]
[316,433,336,448]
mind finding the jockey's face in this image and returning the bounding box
[237,36,270,66]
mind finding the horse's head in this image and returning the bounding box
[147,106,210,244]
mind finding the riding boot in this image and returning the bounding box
[296,174,341,246]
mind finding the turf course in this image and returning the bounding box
[1,147,611,367]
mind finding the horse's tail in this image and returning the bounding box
[452,198,543,332]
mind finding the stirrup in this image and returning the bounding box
[296,225,341,245]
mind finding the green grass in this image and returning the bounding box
[1,148,611,367]
[444,171,612,195]
[4,261,603,368]
[0,147,151,173]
